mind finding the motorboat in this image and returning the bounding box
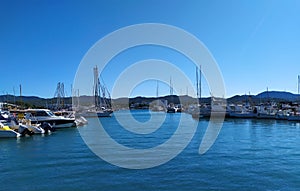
[174,104,183,113]
[74,115,88,126]
[256,105,277,119]
[151,105,166,112]
[191,103,228,119]
[25,109,76,128]
[275,110,289,120]
[287,114,300,121]
[230,111,257,118]
[18,119,46,134]
[0,123,21,138]
[0,111,10,123]
[0,128,21,138]
[166,106,176,113]
[166,103,176,113]
[229,106,257,118]
[81,109,113,118]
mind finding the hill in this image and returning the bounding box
[1,91,299,109]
[227,91,300,104]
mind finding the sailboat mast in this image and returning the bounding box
[93,66,99,108]
[98,78,102,107]
[199,65,202,101]
[13,87,16,105]
[298,75,300,102]
[266,87,270,104]
[169,76,173,96]
[19,84,22,108]
[298,75,300,96]
[156,80,159,98]
[77,89,80,108]
[196,66,199,99]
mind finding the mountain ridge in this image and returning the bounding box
[0,91,299,108]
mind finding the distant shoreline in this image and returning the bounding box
[0,90,299,110]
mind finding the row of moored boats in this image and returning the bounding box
[188,103,300,121]
[0,109,88,138]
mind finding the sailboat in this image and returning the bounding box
[151,81,166,112]
[166,76,176,113]
[81,66,113,118]
[191,66,204,118]
[287,75,300,121]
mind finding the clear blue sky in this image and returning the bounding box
[1,0,300,98]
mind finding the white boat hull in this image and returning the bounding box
[25,109,76,129]
[257,113,277,119]
[29,119,76,129]
[288,115,300,121]
[230,112,257,118]
[19,124,45,134]
[52,122,75,128]
[81,111,112,118]
[75,116,88,126]
[0,129,21,138]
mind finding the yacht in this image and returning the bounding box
[25,109,76,128]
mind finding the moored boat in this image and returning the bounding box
[230,111,257,118]
[287,115,300,121]
[80,65,113,118]
[24,109,76,128]
[74,115,88,126]
[18,119,46,134]
[81,109,113,118]
[166,106,176,113]
[0,123,21,138]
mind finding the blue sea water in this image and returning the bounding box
[1,110,300,191]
